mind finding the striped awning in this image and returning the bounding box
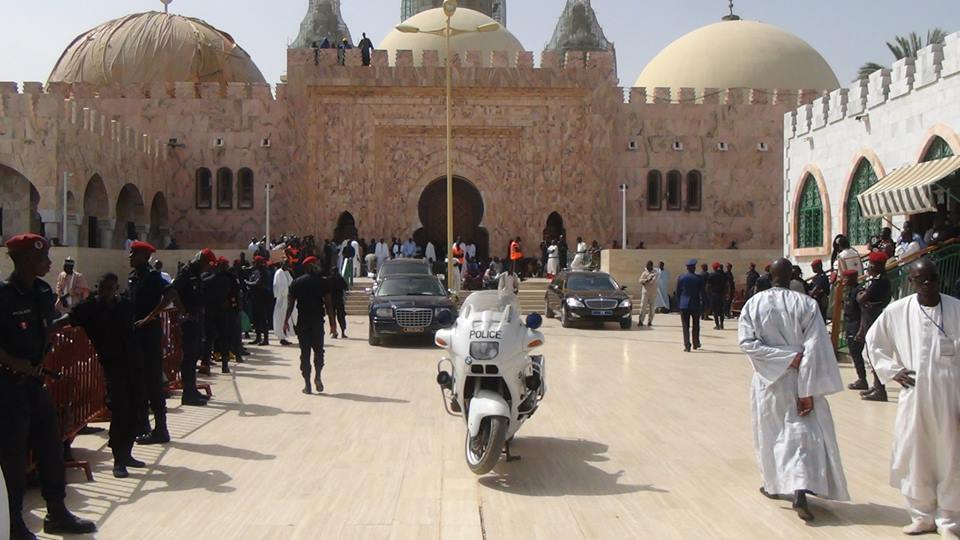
[857,156,960,218]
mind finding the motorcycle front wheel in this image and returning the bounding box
[465,415,509,475]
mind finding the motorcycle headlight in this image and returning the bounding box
[469,341,500,360]
[375,306,394,318]
[618,299,632,308]
[566,297,585,308]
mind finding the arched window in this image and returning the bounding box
[238,168,254,209]
[845,160,880,246]
[666,170,682,211]
[217,167,233,209]
[686,170,702,211]
[646,170,662,210]
[195,168,212,209]
[797,174,824,248]
[923,136,954,161]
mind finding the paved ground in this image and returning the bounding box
[24,314,908,539]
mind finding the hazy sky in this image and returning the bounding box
[3,0,960,87]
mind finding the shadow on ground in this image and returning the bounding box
[479,437,667,497]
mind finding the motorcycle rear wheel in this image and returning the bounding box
[465,415,509,475]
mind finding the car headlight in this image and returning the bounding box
[566,297,585,308]
[619,299,632,308]
[469,341,499,360]
[375,306,394,318]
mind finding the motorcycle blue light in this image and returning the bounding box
[525,313,543,330]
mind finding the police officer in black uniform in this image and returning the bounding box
[284,256,336,394]
[172,249,217,406]
[69,272,147,478]
[0,234,97,539]
[246,256,272,346]
[128,241,177,445]
[328,268,348,338]
[204,258,240,373]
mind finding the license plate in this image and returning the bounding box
[403,327,426,333]
[591,310,613,316]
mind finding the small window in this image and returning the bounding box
[195,168,212,209]
[238,168,254,209]
[686,170,702,211]
[217,167,233,209]
[646,170,662,211]
[666,170,682,210]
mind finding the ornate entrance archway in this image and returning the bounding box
[415,176,488,260]
[333,211,358,243]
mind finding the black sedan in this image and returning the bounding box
[368,274,456,346]
[374,259,433,288]
[544,271,633,329]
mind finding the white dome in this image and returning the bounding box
[635,20,839,91]
[380,7,524,67]
[49,11,265,86]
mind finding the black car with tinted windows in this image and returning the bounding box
[373,259,433,289]
[368,274,456,345]
[544,271,633,329]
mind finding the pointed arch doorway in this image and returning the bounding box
[415,176,488,261]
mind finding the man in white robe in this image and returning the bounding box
[570,237,589,270]
[425,241,437,264]
[272,262,296,345]
[865,259,960,538]
[351,239,362,278]
[738,258,849,521]
[655,261,671,311]
[546,242,560,276]
[375,238,390,270]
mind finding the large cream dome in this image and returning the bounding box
[635,19,839,91]
[48,11,266,86]
[380,8,524,67]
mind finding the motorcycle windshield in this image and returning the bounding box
[459,290,519,322]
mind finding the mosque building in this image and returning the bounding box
[0,0,842,258]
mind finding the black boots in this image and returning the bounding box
[43,506,97,535]
[302,378,312,394]
[136,414,170,445]
[314,373,324,393]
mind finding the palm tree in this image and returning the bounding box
[856,29,947,80]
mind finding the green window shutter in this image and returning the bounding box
[845,160,881,246]
[798,175,824,248]
[923,136,954,162]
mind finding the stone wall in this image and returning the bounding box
[783,31,960,268]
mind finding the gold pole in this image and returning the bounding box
[445,14,454,288]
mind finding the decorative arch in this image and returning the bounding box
[149,192,169,247]
[791,165,831,252]
[238,168,254,209]
[646,170,662,211]
[922,136,955,162]
[81,174,109,247]
[0,163,42,240]
[686,170,702,211]
[334,211,358,243]
[543,211,565,243]
[195,167,212,209]
[216,167,233,209]
[916,123,960,162]
[665,170,682,211]
[844,159,882,246]
[114,183,145,248]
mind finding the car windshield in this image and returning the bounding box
[379,263,431,279]
[566,274,620,291]
[376,277,446,297]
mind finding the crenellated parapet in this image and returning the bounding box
[0,80,279,102]
[622,86,820,107]
[785,30,960,139]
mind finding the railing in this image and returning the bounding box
[829,239,960,350]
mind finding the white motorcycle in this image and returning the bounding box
[434,291,546,475]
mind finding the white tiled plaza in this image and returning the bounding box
[26,314,907,539]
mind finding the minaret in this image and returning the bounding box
[401,0,506,26]
[291,0,353,48]
[545,0,614,64]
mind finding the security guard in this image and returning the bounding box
[172,249,216,405]
[69,273,147,478]
[246,256,272,346]
[128,241,177,445]
[284,256,336,394]
[203,257,239,373]
[0,234,97,538]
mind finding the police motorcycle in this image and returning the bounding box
[434,290,546,475]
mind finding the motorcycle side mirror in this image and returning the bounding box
[436,309,455,327]
[525,312,543,330]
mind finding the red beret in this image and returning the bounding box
[217,256,229,265]
[253,255,267,263]
[811,258,823,266]
[5,234,49,254]
[712,262,721,270]
[842,269,859,277]
[302,256,318,266]
[868,251,889,264]
[200,248,217,264]
[129,240,156,254]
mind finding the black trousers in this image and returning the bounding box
[180,317,201,394]
[847,333,884,388]
[710,294,725,328]
[202,311,218,364]
[680,309,701,350]
[296,319,325,380]
[333,299,347,332]
[251,292,271,338]
[135,322,166,429]
[101,366,143,455]
[0,374,67,523]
